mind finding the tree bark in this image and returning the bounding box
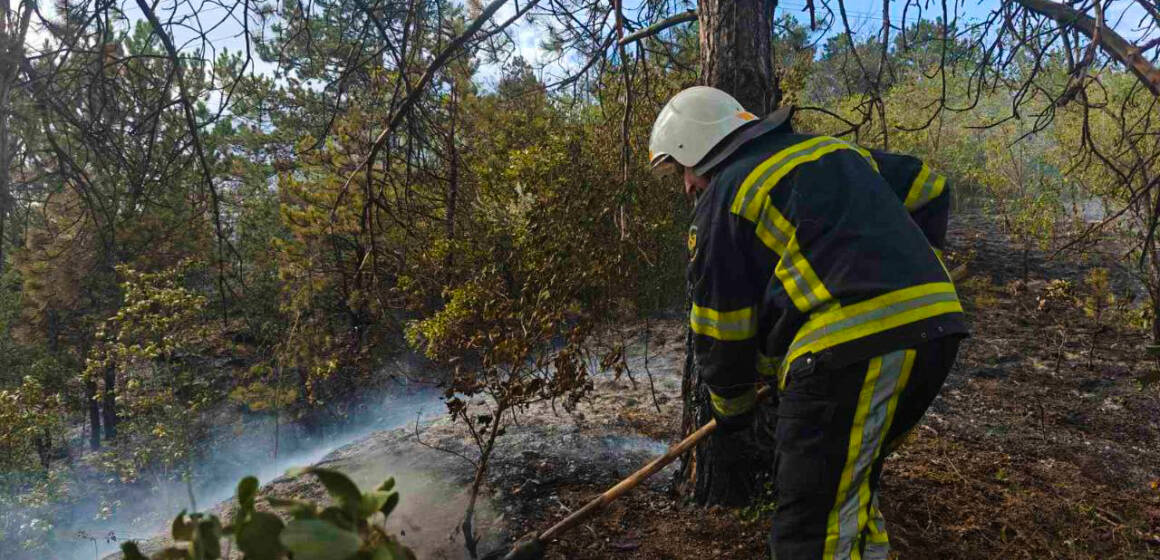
[86,379,101,451]
[678,0,779,506]
[1152,298,1159,345]
[0,1,35,275]
[102,364,117,440]
[445,82,458,276]
[1014,0,1160,95]
[697,0,779,115]
[1151,260,1160,345]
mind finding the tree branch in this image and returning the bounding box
[617,10,696,46]
[337,0,522,205]
[135,0,233,324]
[1015,0,1160,95]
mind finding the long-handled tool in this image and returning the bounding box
[494,385,773,560]
[494,263,969,560]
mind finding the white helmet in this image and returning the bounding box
[648,86,758,174]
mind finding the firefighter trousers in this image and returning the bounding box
[769,335,962,559]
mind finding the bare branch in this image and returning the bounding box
[336,0,530,207]
[617,9,696,46]
[136,0,238,324]
[1016,0,1160,95]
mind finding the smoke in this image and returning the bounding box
[17,373,445,560]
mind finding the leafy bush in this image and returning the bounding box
[121,468,414,560]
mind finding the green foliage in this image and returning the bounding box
[229,381,299,413]
[121,469,414,560]
[1082,268,1116,321]
[84,261,214,480]
[0,376,63,474]
[0,376,66,558]
[7,4,1158,556]
[87,261,210,373]
[735,482,777,524]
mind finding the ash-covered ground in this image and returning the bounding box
[111,209,1160,559]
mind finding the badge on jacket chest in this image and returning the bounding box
[687,225,698,260]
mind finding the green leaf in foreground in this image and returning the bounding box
[237,476,260,513]
[380,491,400,519]
[289,467,362,514]
[279,518,362,560]
[236,511,285,560]
[119,542,148,560]
[171,510,193,541]
[359,490,392,518]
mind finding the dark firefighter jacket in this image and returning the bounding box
[688,127,968,419]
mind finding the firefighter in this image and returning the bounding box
[649,86,968,559]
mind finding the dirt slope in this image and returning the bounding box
[114,210,1160,559]
[488,210,1160,560]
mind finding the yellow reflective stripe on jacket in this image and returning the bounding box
[781,282,962,375]
[850,144,880,172]
[932,247,950,276]
[903,164,946,211]
[732,137,864,222]
[690,304,757,341]
[710,387,757,417]
[756,352,781,378]
[775,235,834,312]
[755,198,794,256]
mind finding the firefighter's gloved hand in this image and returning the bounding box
[713,407,755,434]
[709,387,758,434]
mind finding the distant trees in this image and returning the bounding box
[15,19,214,450]
[1049,72,1160,344]
[0,1,34,276]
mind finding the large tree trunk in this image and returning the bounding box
[102,364,117,440]
[445,83,458,276]
[698,0,778,115]
[86,379,101,451]
[677,0,779,506]
[0,1,35,275]
[0,35,13,276]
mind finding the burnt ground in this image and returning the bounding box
[487,210,1160,560]
[113,210,1160,559]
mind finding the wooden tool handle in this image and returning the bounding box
[538,385,773,542]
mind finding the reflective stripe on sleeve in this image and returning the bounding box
[775,234,834,313]
[754,198,836,314]
[710,387,757,417]
[690,304,757,341]
[755,198,794,256]
[903,163,946,211]
[780,282,962,376]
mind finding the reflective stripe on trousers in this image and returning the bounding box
[822,349,915,560]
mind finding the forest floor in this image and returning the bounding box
[118,209,1160,559]
[481,209,1160,560]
